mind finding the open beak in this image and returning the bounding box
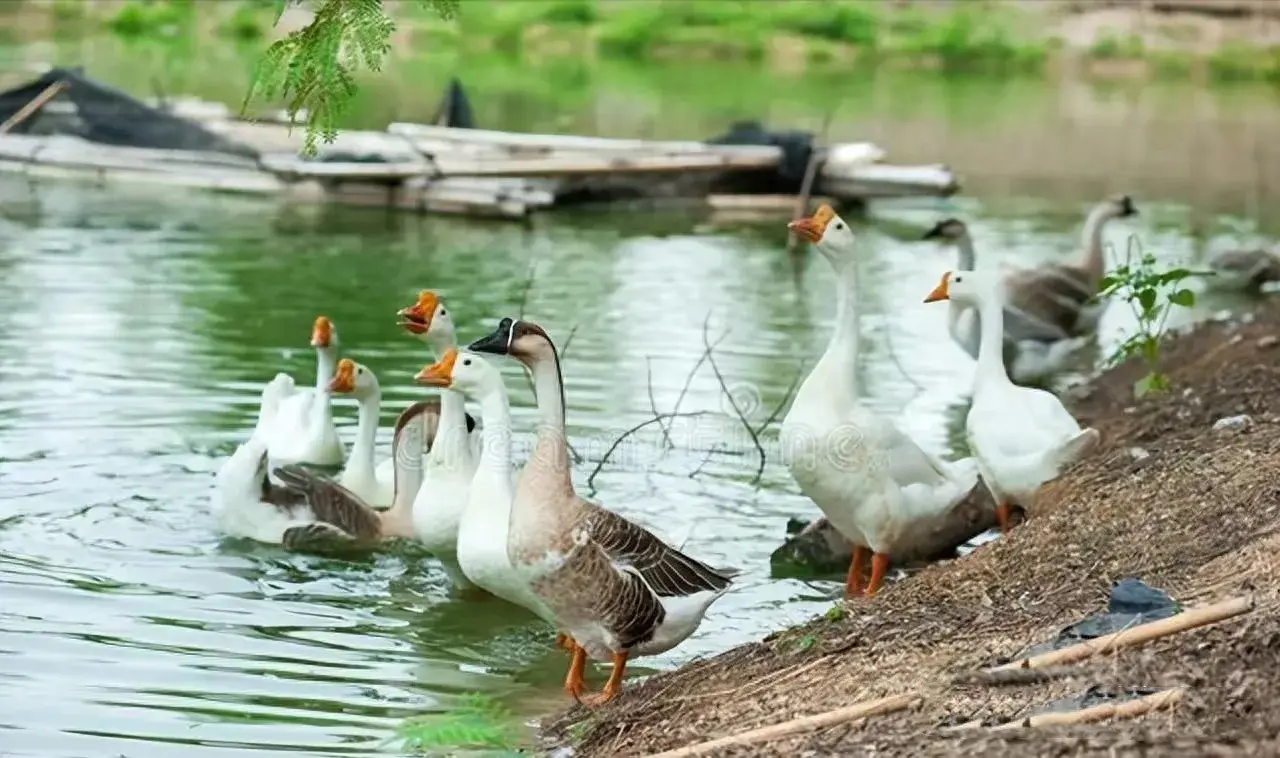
[923,272,952,303]
[787,203,836,244]
[327,359,356,393]
[397,290,438,336]
[311,316,333,348]
[415,347,457,388]
[468,318,515,355]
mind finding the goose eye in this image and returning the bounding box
[439,308,447,316]
[463,358,471,366]
[834,221,844,231]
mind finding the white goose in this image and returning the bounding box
[781,205,981,599]
[924,269,1101,532]
[328,359,400,509]
[265,316,345,467]
[467,317,735,705]
[215,392,434,549]
[396,290,482,587]
[415,349,557,623]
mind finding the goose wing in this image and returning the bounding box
[272,464,382,542]
[582,504,733,598]
[1004,265,1097,336]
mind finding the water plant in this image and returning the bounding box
[398,693,520,753]
[1095,237,1204,398]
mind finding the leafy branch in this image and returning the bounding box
[1095,235,1207,398]
[242,0,459,156]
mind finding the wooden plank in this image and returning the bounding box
[706,194,836,211]
[0,134,262,171]
[432,152,779,178]
[991,688,1185,730]
[388,122,785,160]
[818,163,960,199]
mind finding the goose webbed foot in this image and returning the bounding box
[843,545,867,599]
[578,651,628,707]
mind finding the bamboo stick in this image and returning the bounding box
[0,79,68,135]
[640,694,918,758]
[988,596,1254,673]
[991,688,1185,731]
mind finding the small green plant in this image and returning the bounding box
[1088,33,1145,61]
[824,604,845,622]
[792,633,818,653]
[242,0,459,156]
[1095,237,1203,397]
[398,693,518,753]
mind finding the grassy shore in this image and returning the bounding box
[17,0,1280,85]
[543,298,1280,756]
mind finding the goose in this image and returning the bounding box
[215,396,433,550]
[924,269,1101,533]
[923,195,1138,383]
[1205,246,1280,294]
[265,315,346,467]
[414,349,560,625]
[328,358,418,509]
[431,330,735,706]
[782,205,982,599]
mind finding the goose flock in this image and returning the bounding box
[213,197,1143,705]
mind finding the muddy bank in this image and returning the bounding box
[543,300,1280,757]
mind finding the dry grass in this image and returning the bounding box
[542,301,1280,757]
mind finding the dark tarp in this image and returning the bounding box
[0,66,257,159]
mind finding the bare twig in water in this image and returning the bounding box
[702,315,767,485]
[883,326,926,396]
[559,322,580,361]
[689,442,724,479]
[646,357,675,449]
[516,252,539,320]
[753,358,807,437]
[585,411,713,493]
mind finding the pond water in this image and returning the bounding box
[0,40,1275,758]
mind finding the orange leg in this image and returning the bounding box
[580,651,629,707]
[864,552,890,598]
[844,545,867,598]
[563,644,589,701]
[555,632,577,653]
[995,500,1012,535]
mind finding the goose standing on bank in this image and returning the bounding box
[264,316,346,467]
[924,269,1100,533]
[424,333,734,706]
[781,205,981,600]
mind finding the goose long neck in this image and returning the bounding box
[350,385,380,473]
[385,413,425,528]
[1080,204,1116,285]
[429,388,470,468]
[524,344,573,496]
[476,384,513,478]
[314,347,337,391]
[974,289,1012,389]
[816,253,861,387]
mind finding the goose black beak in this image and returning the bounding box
[468,317,516,355]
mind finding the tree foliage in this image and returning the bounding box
[242,0,459,155]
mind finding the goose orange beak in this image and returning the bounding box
[787,204,836,243]
[415,347,457,388]
[924,272,952,303]
[327,358,356,393]
[398,290,438,336]
[311,316,333,347]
